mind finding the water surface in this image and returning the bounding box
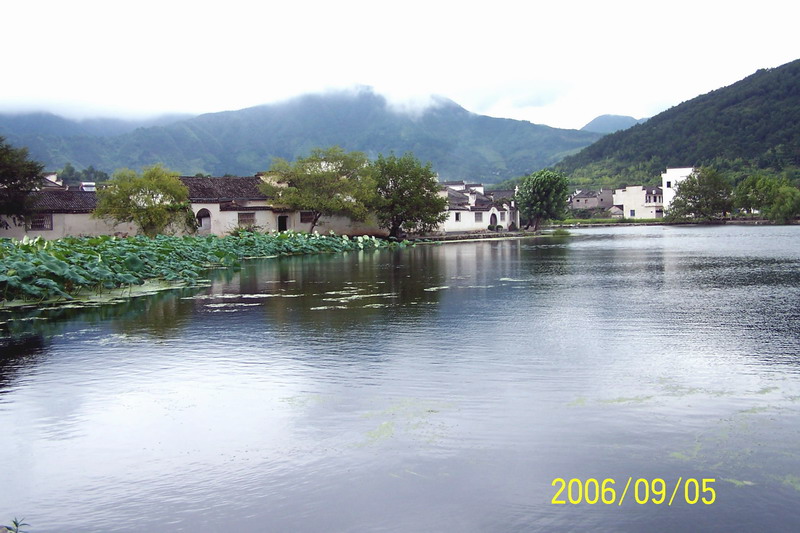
[2,225,800,532]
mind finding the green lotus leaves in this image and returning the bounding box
[2,231,407,304]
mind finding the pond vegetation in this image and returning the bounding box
[0,231,406,305]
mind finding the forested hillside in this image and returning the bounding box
[0,90,601,183]
[558,59,800,187]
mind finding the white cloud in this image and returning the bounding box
[2,0,798,128]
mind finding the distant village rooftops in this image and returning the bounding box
[28,190,98,213]
[178,176,267,202]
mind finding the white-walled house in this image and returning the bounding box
[661,167,695,211]
[2,175,518,239]
[181,176,388,236]
[0,188,138,239]
[436,181,519,233]
[612,185,664,219]
[568,189,614,210]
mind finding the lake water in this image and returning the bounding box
[2,225,800,532]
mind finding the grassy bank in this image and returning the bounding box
[0,232,406,305]
[555,218,664,225]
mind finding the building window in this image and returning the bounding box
[454,212,461,222]
[28,213,53,231]
[629,209,636,217]
[500,212,506,221]
[300,211,314,223]
[666,181,672,188]
[475,212,483,223]
[238,212,256,226]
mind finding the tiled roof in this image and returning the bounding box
[179,176,268,202]
[572,190,600,199]
[488,189,515,199]
[28,190,97,213]
[445,187,498,211]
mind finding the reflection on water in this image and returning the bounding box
[1,226,800,532]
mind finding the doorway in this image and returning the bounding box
[278,215,288,232]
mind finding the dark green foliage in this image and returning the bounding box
[559,59,800,187]
[93,164,197,237]
[0,137,44,227]
[665,167,733,222]
[515,170,570,231]
[59,162,109,185]
[373,152,448,238]
[734,174,800,222]
[0,232,407,303]
[260,147,377,233]
[0,90,601,183]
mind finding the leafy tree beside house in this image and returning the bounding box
[515,169,570,231]
[259,147,377,233]
[0,136,44,229]
[733,174,800,223]
[665,167,733,222]
[373,153,448,239]
[93,164,197,237]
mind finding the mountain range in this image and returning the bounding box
[0,90,602,183]
[559,58,800,187]
[580,115,647,134]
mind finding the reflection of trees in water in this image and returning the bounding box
[199,249,447,333]
[0,335,48,394]
[0,286,204,342]
[109,291,197,338]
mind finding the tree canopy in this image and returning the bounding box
[260,147,377,232]
[93,164,196,237]
[665,167,732,222]
[515,169,569,231]
[732,174,800,223]
[373,153,448,238]
[0,136,44,228]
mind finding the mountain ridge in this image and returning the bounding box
[558,58,800,187]
[0,89,602,183]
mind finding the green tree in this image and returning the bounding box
[732,174,800,223]
[0,136,45,229]
[373,152,448,238]
[515,169,569,230]
[93,164,196,237]
[733,174,781,214]
[260,146,377,233]
[59,162,80,184]
[665,167,733,222]
[765,185,800,223]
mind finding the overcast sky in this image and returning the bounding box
[3,0,798,130]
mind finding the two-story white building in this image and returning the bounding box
[661,167,696,211]
[436,181,519,233]
[612,185,664,219]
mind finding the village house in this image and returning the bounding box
[0,176,137,239]
[568,189,613,211]
[661,167,695,212]
[612,185,664,219]
[436,181,519,233]
[4,175,517,239]
[183,175,386,236]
